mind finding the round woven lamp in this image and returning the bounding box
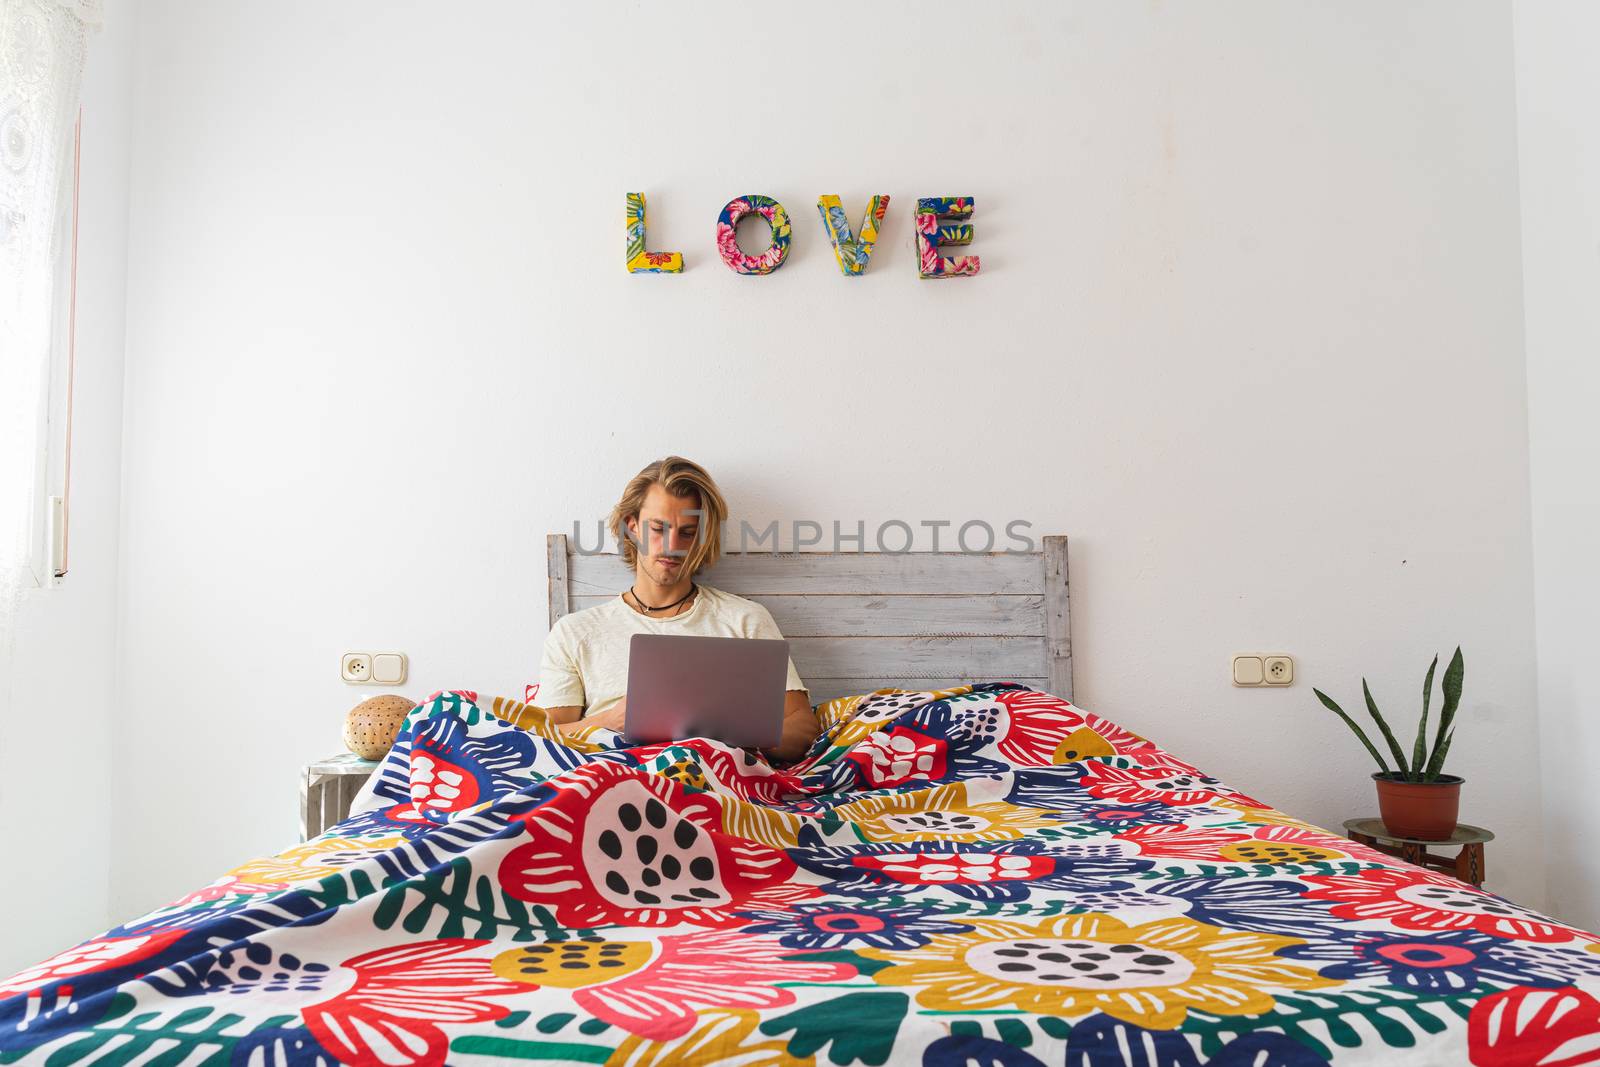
[344,695,415,760]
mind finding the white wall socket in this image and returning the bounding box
[342,651,407,685]
[341,653,371,683]
[1232,653,1294,687]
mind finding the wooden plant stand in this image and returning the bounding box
[1343,817,1494,888]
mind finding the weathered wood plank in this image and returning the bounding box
[320,775,337,839]
[548,534,1070,710]
[566,593,1046,637]
[806,677,1049,704]
[787,636,1044,678]
[331,778,346,831]
[340,776,360,826]
[567,550,1045,595]
[306,752,381,775]
[548,533,570,626]
[1043,535,1074,701]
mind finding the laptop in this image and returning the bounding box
[623,634,789,747]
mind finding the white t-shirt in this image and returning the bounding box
[538,584,807,718]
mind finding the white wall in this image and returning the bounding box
[112,1,1547,918]
[1515,0,1600,931]
[0,1,137,975]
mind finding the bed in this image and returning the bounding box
[4,536,1597,1066]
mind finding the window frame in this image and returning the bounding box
[27,109,81,588]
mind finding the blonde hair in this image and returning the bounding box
[609,456,728,575]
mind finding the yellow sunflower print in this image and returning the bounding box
[608,1009,807,1067]
[860,913,1337,1030]
[718,794,806,849]
[813,693,866,735]
[830,783,1062,843]
[229,835,403,885]
[488,696,612,752]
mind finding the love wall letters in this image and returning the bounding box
[625,192,980,279]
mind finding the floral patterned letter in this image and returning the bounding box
[626,192,684,273]
[915,196,980,279]
[816,194,890,276]
[715,195,793,275]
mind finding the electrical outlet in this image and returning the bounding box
[342,651,408,685]
[1233,653,1295,687]
[341,653,372,683]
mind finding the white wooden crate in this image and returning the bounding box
[300,752,380,840]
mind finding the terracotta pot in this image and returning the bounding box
[1373,772,1463,840]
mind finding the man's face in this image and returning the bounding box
[629,484,702,587]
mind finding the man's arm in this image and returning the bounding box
[555,701,627,736]
[766,690,820,763]
[538,618,590,730]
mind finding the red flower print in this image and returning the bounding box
[490,931,853,1041]
[1114,824,1253,860]
[991,689,1153,767]
[843,727,947,787]
[1469,985,1600,1066]
[855,849,1056,884]
[1078,761,1240,806]
[1302,869,1597,943]
[629,739,801,805]
[301,940,524,1067]
[0,930,185,1000]
[406,749,481,813]
[716,223,744,266]
[498,761,815,929]
[1104,823,1351,864]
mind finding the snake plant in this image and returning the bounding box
[1313,647,1464,782]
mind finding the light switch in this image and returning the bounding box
[1232,655,1265,686]
[372,653,408,684]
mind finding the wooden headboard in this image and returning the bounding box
[546,534,1072,704]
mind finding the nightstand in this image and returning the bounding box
[1343,818,1494,887]
[301,753,381,841]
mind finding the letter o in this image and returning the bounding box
[716,194,793,275]
[876,520,914,554]
[958,520,996,553]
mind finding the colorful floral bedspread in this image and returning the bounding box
[4,684,1598,1066]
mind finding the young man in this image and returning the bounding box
[538,456,821,762]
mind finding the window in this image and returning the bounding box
[31,110,79,584]
[0,1,97,599]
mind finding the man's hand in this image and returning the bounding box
[558,699,626,736]
[762,690,821,764]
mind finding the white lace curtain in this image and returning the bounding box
[0,0,100,670]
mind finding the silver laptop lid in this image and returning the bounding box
[623,634,789,748]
